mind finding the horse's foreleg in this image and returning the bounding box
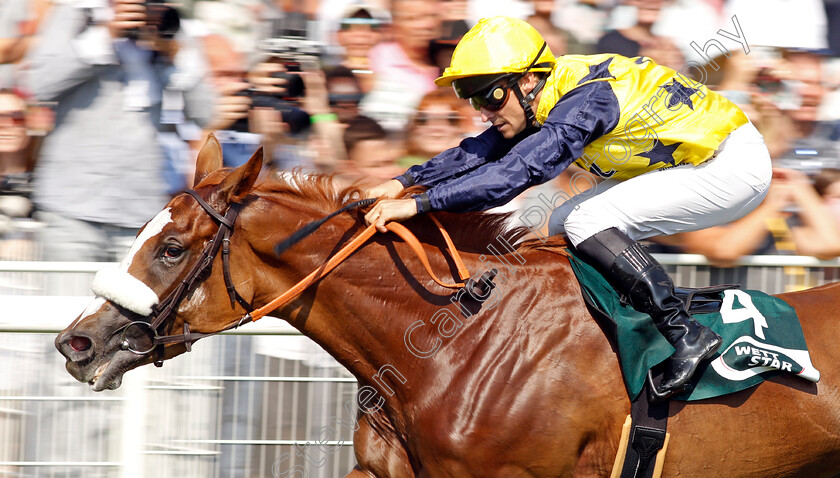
[353,410,415,477]
[345,465,375,478]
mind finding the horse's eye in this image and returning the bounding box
[163,245,184,259]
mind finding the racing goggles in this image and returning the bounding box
[468,82,514,111]
[452,74,518,112]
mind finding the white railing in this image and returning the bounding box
[2,256,840,478]
[1,331,359,478]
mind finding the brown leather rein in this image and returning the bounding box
[118,189,470,366]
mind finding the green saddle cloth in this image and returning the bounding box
[565,249,820,401]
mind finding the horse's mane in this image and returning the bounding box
[253,171,561,254]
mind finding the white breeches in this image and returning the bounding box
[549,121,773,245]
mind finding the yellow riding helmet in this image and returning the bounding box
[434,16,555,89]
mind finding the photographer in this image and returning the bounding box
[714,47,835,163]
[23,0,213,262]
[201,32,319,171]
[361,0,442,131]
[757,50,838,167]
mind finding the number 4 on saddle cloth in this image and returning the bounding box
[565,249,821,402]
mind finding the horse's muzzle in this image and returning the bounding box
[55,330,95,365]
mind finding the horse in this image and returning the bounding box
[56,135,840,477]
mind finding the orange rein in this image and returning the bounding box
[244,216,471,323]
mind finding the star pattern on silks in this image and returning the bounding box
[636,140,683,167]
[577,58,616,85]
[658,80,701,110]
[634,56,651,66]
[589,162,616,178]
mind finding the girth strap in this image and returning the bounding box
[614,369,670,478]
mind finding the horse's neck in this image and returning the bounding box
[269,228,467,398]
[244,196,555,404]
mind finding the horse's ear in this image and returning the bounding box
[217,147,263,204]
[193,133,223,187]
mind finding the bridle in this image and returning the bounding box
[118,189,254,366]
[117,188,474,367]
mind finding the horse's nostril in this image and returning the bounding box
[68,336,92,352]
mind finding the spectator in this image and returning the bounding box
[361,0,442,131]
[553,0,614,49]
[324,65,364,124]
[429,0,470,74]
[596,0,683,69]
[441,0,469,24]
[813,167,840,225]
[332,2,387,93]
[23,0,213,262]
[429,18,470,76]
[703,48,831,161]
[0,89,39,231]
[337,115,400,188]
[827,0,840,57]
[727,0,828,52]
[0,0,50,88]
[526,0,590,55]
[656,168,840,264]
[754,50,835,164]
[201,33,261,167]
[193,1,261,54]
[202,33,326,173]
[709,49,759,115]
[151,5,218,196]
[0,89,35,181]
[291,65,366,170]
[299,65,353,172]
[399,88,474,168]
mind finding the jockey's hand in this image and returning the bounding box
[364,179,404,199]
[365,198,418,233]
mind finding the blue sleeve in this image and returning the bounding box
[416,80,621,213]
[395,127,521,188]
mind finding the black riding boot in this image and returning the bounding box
[575,228,722,398]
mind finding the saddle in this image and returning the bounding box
[563,247,820,478]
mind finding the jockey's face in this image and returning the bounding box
[478,74,539,139]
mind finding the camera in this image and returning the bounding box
[753,47,802,111]
[226,12,324,135]
[122,2,179,42]
[229,88,311,135]
[776,146,840,177]
[258,12,325,99]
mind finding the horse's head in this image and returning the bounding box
[55,135,264,390]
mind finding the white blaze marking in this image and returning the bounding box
[121,209,173,271]
[80,297,106,320]
[89,208,172,315]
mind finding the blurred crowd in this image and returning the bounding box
[3,0,840,266]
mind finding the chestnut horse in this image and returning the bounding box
[56,137,840,477]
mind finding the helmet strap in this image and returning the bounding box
[512,74,548,128]
[512,41,550,128]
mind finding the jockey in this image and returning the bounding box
[363,16,772,399]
